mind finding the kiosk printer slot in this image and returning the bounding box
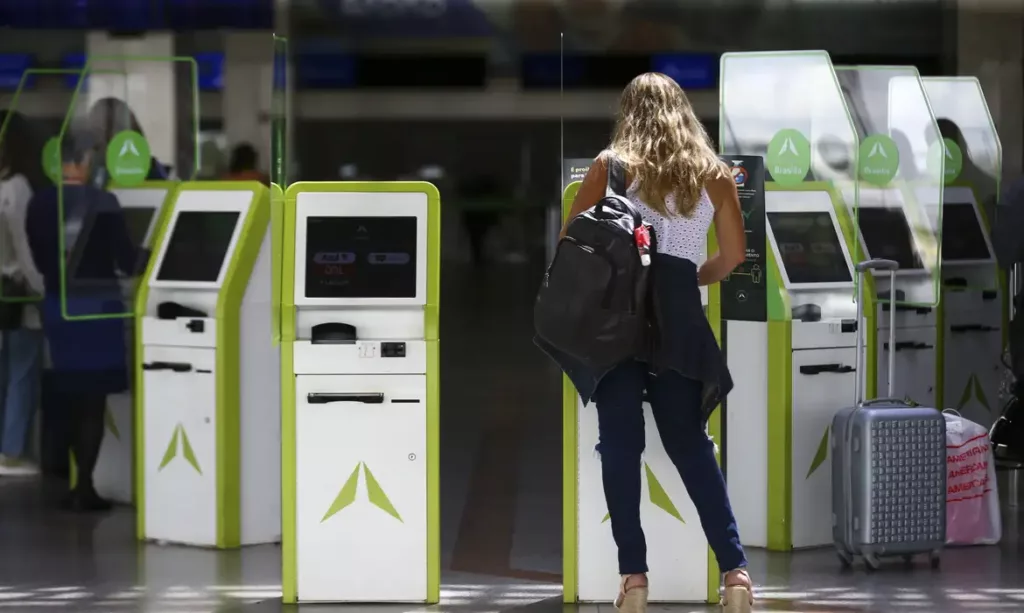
[281,183,440,604]
[852,189,939,406]
[936,186,1002,427]
[560,183,719,604]
[135,181,279,548]
[726,185,859,550]
[92,183,175,504]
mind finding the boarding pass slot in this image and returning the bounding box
[307,393,384,404]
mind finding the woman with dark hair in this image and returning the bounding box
[87,97,170,181]
[0,110,47,476]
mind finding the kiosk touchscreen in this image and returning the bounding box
[560,183,718,604]
[75,184,174,505]
[135,181,279,549]
[853,192,938,407]
[935,186,1002,427]
[726,187,859,551]
[281,183,440,604]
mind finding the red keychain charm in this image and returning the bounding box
[634,225,651,267]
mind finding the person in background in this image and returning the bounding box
[25,129,138,511]
[87,97,170,181]
[0,110,46,476]
[224,142,269,185]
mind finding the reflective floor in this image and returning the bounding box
[2,262,1023,612]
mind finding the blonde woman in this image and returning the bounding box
[562,73,752,613]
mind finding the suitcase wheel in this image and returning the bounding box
[836,548,854,568]
[929,550,941,569]
[863,553,881,571]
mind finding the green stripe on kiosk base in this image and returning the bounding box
[280,182,441,604]
[560,182,721,604]
[134,181,279,549]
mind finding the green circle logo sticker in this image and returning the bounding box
[42,137,62,184]
[766,129,811,187]
[927,138,963,185]
[106,130,151,186]
[858,134,900,186]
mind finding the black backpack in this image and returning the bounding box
[534,159,655,371]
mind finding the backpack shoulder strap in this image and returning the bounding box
[605,156,627,198]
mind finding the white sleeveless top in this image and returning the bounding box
[626,181,714,265]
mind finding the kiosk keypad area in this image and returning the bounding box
[136,183,279,549]
[282,185,440,604]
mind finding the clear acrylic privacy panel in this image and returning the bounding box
[833,67,942,307]
[271,35,289,344]
[720,51,859,320]
[920,77,1001,222]
[0,69,121,305]
[56,56,199,320]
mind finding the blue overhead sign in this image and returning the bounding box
[318,0,495,38]
[0,54,33,91]
[651,54,719,90]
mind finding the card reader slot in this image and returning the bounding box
[142,361,193,373]
[307,392,384,404]
[799,363,855,375]
[950,324,999,333]
[883,341,934,351]
[390,399,421,404]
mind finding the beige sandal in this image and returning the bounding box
[614,574,648,613]
[721,569,754,613]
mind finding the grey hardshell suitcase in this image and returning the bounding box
[831,259,946,571]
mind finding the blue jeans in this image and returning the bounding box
[0,328,43,458]
[593,360,747,575]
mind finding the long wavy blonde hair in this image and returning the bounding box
[608,72,726,217]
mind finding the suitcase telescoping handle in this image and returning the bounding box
[854,258,899,404]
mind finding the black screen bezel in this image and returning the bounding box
[768,210,854,285]
[155,210,241,283]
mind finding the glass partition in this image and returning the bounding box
[720,51,860,322]
[833,66,943,307]
[920,77,1001,225]
[0,68,116,306]
[271,35,289,345]
[55,56,199,321]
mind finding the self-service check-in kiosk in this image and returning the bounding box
[726,184,861,551]
[560,182,721,604]
[929,186,1002,426]
[90,182,175,504]
[135,181,279,548]
[848,188,940,407]
[280,182,440,604]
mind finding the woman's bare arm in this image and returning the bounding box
[698,174,746,286]
[559,157,608,239]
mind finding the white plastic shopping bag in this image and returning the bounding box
[943,410,1002,545]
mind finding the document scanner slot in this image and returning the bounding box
[142,361,193,372]
[307,392,384,404]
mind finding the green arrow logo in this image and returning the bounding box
[956,373,992,412]
[602,462,685,524]
[322,462,403,523]
[807,426,830,479]
[158,424,202,474]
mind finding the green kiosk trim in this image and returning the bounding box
[280,182,440,604]
[135,181,279,549]
[560,182,721,604]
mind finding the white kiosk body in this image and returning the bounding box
[135,181,279,548]
[281,182,440,604]
[92,183,173,504]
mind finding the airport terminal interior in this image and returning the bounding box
[3,3,1024,613]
